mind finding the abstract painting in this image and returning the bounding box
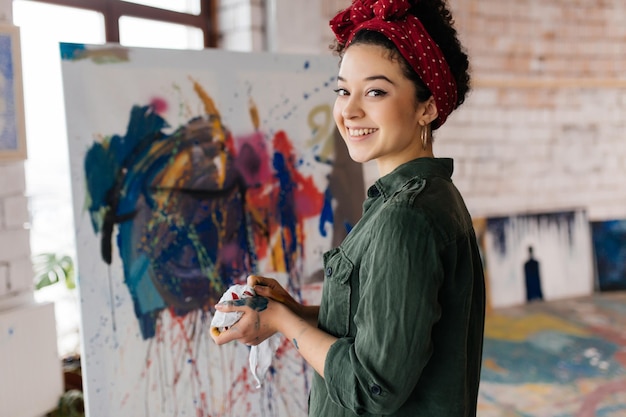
[0,24,27,160]
[483,209,594,309]
[60,44,363,417]
[591,219,626,292]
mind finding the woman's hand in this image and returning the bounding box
[248,274,319,327]
[211,296,288,346]
[247,275,297,308]
[211,276,335,378]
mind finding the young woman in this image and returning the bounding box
[212,1,485,415]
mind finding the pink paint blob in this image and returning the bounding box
[150,97,168,114]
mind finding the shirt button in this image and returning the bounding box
[370,384,382,395]
[325,266,333,277]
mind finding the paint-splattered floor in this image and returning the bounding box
[478,291,626,417]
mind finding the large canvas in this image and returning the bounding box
[591,219,626,291]
[60,44,363,417]
[483,210,594,309]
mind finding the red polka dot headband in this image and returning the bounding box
[330,0,458,128]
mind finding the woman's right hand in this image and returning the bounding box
[247,275,298,311]
[248,275,319,326]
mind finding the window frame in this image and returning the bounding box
[23,0,218,47]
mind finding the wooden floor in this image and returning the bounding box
[478,291,626,417]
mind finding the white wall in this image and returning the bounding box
[217,0,265,51]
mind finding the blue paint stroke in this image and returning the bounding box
[273,151,298,272]
[60,43,87,61]
[319,187,334,237]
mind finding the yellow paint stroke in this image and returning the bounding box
[191,77,221,119]
[270,233,287,273]
[249,97,260,130]
[306,104,334,161]
[159,150,190,188]
[189,77,226,187]
[152,149,191,209]
[484,313,589,342]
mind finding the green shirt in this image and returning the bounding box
[310,158,485,416]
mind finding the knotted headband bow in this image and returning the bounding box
[330,0,457,128]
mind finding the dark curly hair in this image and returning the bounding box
[331,0,470,127]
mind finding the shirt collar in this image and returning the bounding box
[368,158,454,201]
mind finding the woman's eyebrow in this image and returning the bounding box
[337,74,395,84]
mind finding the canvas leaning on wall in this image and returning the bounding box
[0,24,27,161]
[481,209,595,309]
[60,43,363,417]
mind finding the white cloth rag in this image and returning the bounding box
[211,284,281,388]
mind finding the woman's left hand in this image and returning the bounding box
[211,296,287,346]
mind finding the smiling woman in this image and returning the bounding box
[211,1,486,417]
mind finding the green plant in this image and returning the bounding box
[49,389,84,417]
[32,253,76,290]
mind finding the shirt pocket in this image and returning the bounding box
[319,247,354,337]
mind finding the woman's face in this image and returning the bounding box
[333,43,431,176]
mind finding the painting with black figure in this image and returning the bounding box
[482,209,594,309]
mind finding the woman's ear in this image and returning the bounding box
[418,96,438,125]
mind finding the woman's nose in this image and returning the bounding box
[341,96,364,119]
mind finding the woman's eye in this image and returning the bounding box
[333,88,349,96]
[367,89,386,97]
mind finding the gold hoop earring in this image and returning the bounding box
[421,124,430,150]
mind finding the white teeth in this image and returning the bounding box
[348,128,377,137]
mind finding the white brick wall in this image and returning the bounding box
[266,0,324,53]
[0,162,33,304]
[217,0,265,51]
[0,161,26,197]
[2,195,29,229]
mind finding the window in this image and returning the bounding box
[12,0,216,357]
[19,0,217,46]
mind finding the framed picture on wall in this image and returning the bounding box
[0,24,27,161]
